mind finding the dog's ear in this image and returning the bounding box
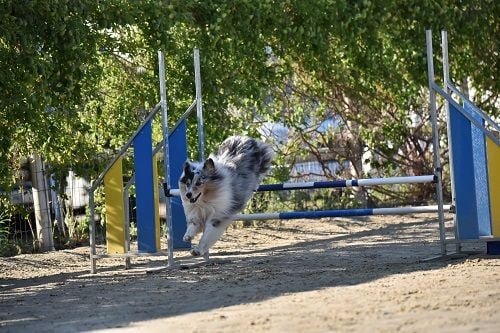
[183,161,192,175]
[203,158,215,172]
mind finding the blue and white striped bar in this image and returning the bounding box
[165,175,436,197]
[256,175,436,192]
[235,205,451,221]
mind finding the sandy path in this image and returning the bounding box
[1,213,499,333]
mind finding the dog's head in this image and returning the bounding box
[179,158,217,204]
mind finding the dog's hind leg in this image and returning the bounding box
[190,218,232,256]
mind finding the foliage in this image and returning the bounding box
[0,208,9,245]
[0,0,498,207]
[0,201,21,256]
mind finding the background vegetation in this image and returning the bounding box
[0,1,498,251]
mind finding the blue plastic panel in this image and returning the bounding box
[168,120,191,249]
[464,101,492,237]
[449,104,479,240]
[134,120,157,252]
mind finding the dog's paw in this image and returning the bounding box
[190,248,201,256]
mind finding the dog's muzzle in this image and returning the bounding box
[189,192,202,203]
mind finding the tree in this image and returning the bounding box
[1,0,498,205]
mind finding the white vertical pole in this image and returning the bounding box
[442,31,455,197]
[193,48,209,261]
[426,30,447,256]
[441,30,460,253]
[194,48,205,161]
[158,50,175,267]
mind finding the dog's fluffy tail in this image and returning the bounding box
[216,135,274,179]
[256,140,274,177]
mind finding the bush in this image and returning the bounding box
[0,210,21,257]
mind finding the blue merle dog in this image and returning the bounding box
[179,136,274,256]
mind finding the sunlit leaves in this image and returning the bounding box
[0,0,497,193]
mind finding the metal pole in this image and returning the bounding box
[432,83,499,144]
[193,48,209,261]
[260,175,437,191]
[426,30,447,256]
[194,48,205,161]
[166,175,436,196]
[235,205,452,221]
[89,104,161,193]
[158,50,175,267]
[446,84,500,132]
[124,180,132,269]
[89,191,97,273]
[441,30,460,254]
[442,31,455,196]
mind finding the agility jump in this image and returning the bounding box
[88,30,499,273]
[88,49,202,273]
[166,175,449,221]
[426,30,500,257]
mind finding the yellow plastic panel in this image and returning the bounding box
[487,137,500,236]
[104,158,126,254]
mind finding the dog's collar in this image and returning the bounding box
[190,192,202,203]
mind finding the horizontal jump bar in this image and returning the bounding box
[234,205,451,221]
[165,175,436,197]
[256,175,436,192]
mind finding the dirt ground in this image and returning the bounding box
[1,213,499,333]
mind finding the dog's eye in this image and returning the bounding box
[195,181,201,186]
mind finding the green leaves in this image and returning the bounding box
[0,0,497,194]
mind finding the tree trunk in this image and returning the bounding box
[30,154,54,251]
[343,95,367,206]
[50,175,67,238]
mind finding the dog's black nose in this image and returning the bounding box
[186,192,192,199]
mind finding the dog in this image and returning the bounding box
[179,135,274,256]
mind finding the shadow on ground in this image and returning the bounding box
[0,215,474,333]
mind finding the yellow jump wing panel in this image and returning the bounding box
[487,137,500,236]
[104,158,126,254]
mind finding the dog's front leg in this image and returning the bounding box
[183,217,203,243]
[190,218,231,256]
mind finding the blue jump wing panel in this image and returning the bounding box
[169,120,191,249]
[449,103,479,240]
[134,120,157,252]
[464,101,492,237]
